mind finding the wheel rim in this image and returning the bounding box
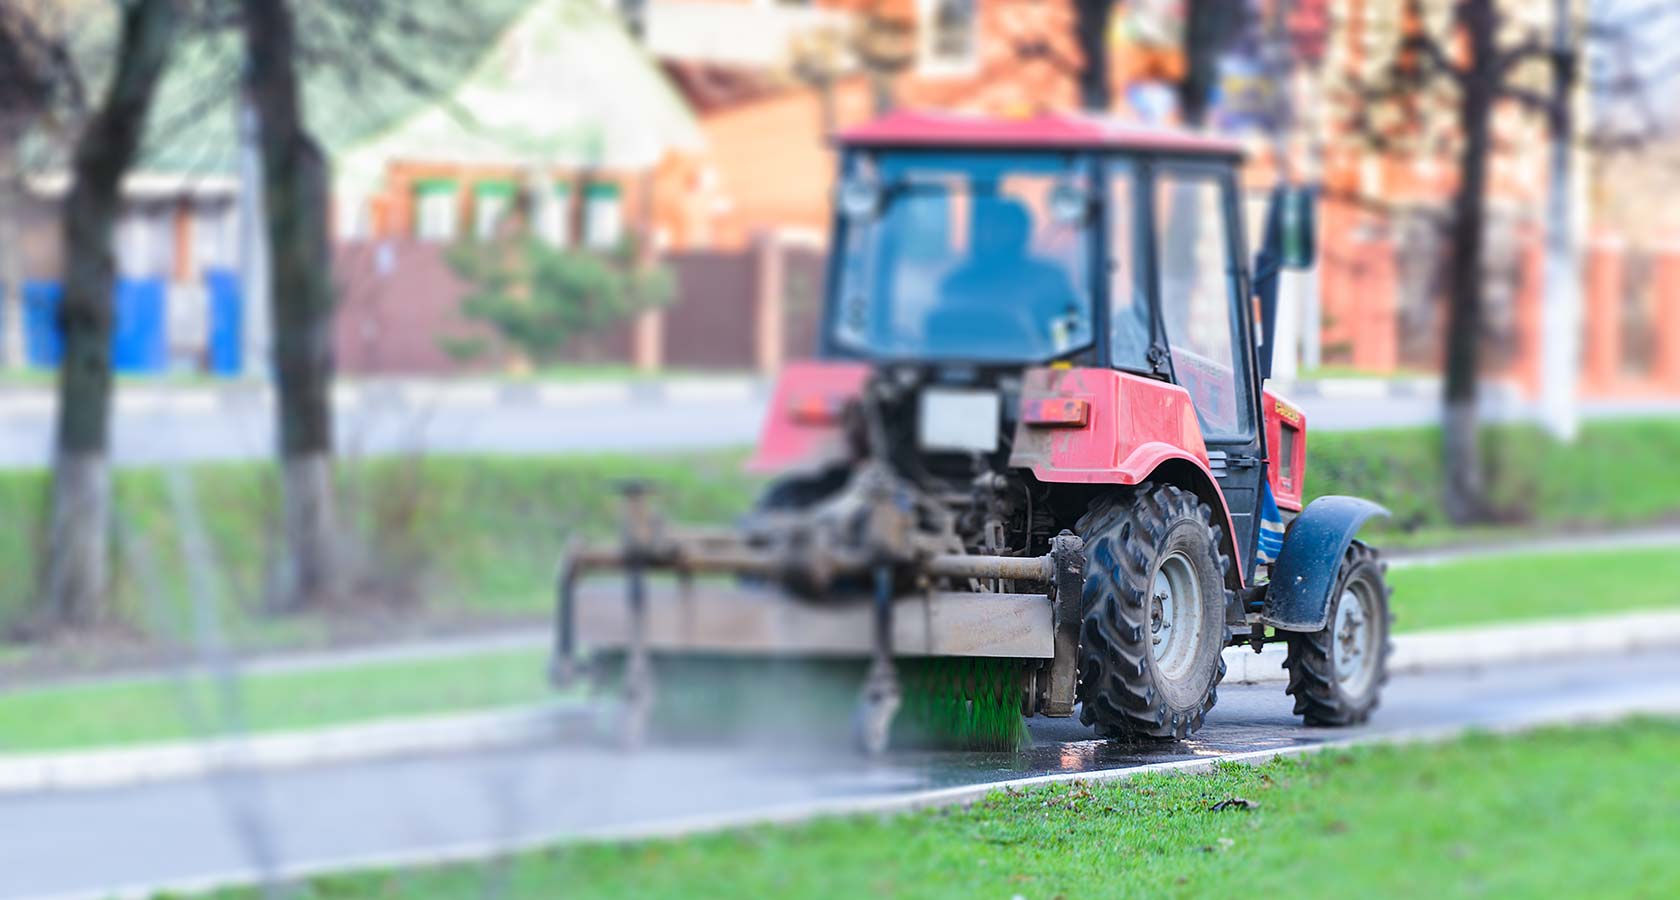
[1149,550,1205,681]
[1331,579,1380,697]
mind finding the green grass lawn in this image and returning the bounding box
[199,719,1680,899]
[0,646,551,754]
[1389,545,1680,632]
[1307,417,1680,544]
[4,417,1677,639]
[0,450,761,638]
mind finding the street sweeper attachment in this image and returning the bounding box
[550,453,1088,753]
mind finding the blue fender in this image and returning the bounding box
[1261,496,1390,632]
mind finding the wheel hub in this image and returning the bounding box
[1149,550,1204,681]
[1330,584,1379,696]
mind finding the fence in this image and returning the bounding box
[1317,227,1680,397]
[17,277,212,374]
[332,236,826,376]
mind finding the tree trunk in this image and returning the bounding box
[1441,0,1498,524]
[1074,0,1114,111]
[1179,0,1240,128]
[34,0,176,632]
[244,0,340,611]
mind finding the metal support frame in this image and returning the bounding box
[1040,530,1085,717]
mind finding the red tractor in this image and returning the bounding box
[554,111,1392,752]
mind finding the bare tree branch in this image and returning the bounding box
[1494,33,1551,80]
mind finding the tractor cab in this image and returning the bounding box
[808,111,1315,576]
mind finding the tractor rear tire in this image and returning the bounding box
[1283,541,1392,726]
[1076,483,1231,740]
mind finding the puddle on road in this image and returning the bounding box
[801,716,1325,796]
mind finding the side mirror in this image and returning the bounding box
[837,173,883,221]
[1269,185,1317,270]
[1048,177,1091,225]
[1254,184,1319,381]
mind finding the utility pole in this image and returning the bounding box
[0,149,23,371]
[1540,0,1582,441]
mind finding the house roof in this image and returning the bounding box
[837,110,1246,158]
[660,61,790,115]
[55,0,700,186]
[334,0,702,193]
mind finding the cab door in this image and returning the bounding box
[1149,163,1265,571]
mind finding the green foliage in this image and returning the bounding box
[436,334,492,363]
[211,720,1680,899]
[448,237,675,364]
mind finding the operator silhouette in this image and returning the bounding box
[929,195,1081,354]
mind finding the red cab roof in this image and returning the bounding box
[837,109,1245,158]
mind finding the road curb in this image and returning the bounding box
[4,611,1679,798]
[0,703,592,796]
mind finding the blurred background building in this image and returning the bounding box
[4,0,1678,397]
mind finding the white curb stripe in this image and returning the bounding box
[1223,610,1680,684]
[0,703,591,795]
[1387,527,1680,569]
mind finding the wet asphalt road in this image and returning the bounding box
[4,650,1678,899]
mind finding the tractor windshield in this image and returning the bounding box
[831,151,1094,363]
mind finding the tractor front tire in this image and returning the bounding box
[1283,541,1392,726]
[1076,483,1231,740]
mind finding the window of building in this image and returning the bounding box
[583,182,623,249]
[918,0,978,76]
[413,179,459,242]
[191,200,238,274]
[114,204,171,279]
[473,181,516,242]
[537,182,572,248]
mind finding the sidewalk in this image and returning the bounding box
[3,372,1676,418]
[4,374,1678,469]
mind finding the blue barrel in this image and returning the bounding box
[111,278,167,373]
[205,268,243,375]
[22,280,63,367]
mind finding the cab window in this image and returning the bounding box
[1155,171,1250,441]
[1107,166,1149,372]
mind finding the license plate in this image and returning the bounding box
[918,389,1000,453]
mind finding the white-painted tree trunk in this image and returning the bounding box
[1441,399,1485,524]
[1273,270,1305,381]
[39,452,110,629]
[275,451,337,610]
[1539,0,1582,443]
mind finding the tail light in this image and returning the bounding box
[789,392,846,425]
[1023,397,1090,428]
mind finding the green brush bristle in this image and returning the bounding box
[590,653,1028,752]
[894,657,1029,752]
